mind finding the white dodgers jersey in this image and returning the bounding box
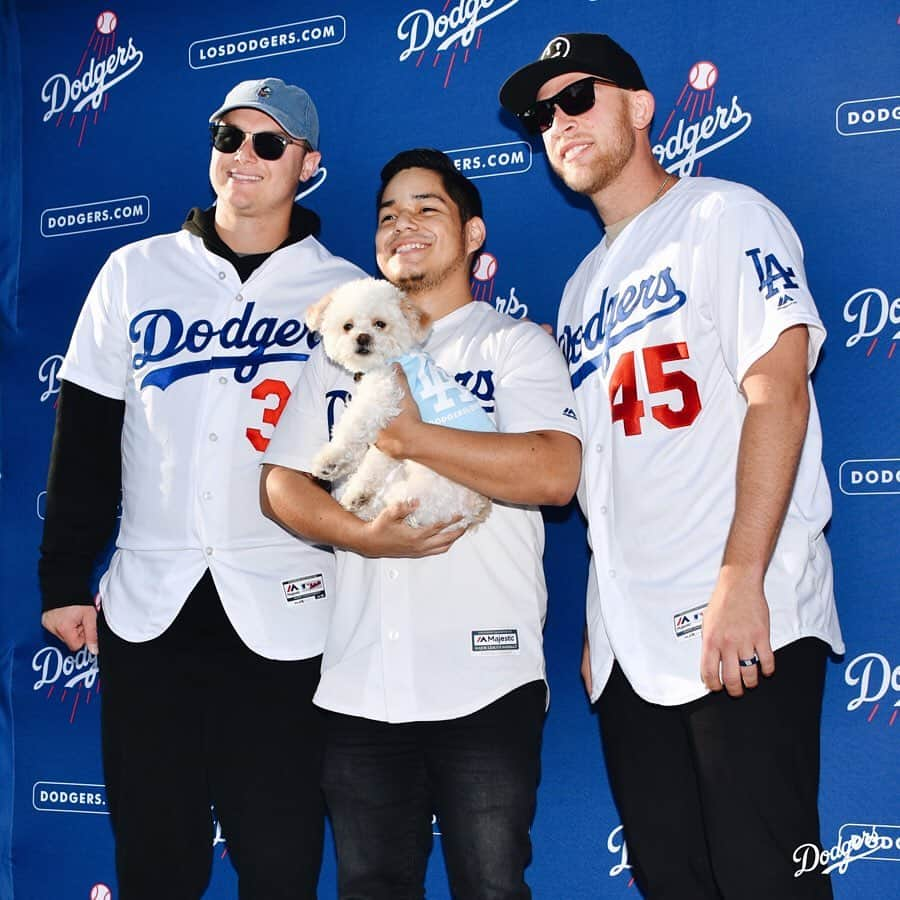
[558,177,843,705]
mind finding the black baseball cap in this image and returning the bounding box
[499,33,647,114]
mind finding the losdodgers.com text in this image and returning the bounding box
[197,26,337,62]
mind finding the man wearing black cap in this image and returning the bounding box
[501,34,842,899]
[39,78,363,898]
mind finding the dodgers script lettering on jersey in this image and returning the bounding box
[558,266,687,388]
[129,300,319,389]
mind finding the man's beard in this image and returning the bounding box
[552,105,635,196]
[391,253,467,295]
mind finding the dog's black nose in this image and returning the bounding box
[356,333,372,348]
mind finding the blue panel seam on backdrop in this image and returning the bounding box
[0,0,23,338]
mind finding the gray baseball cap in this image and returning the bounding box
[209,77,320,150]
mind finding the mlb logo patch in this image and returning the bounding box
[673,604,706,640]
[471,629,519,652]
[282,574,326,605]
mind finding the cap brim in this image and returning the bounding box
[500,57,607,114]
[208,102,306,141]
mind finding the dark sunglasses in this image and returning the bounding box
[209,123,304,161]
[519,76,617,135]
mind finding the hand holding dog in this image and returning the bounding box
[359,498,466,558]
[375,367,422,460]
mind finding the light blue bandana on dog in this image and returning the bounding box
[392,351,496,432]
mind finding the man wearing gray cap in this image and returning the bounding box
[39,77,363,898]
[501,34,841,899]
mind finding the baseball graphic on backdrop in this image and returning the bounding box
[688,60,718,91]
[89,884,112,900]
[95,10,117,34]
[472,252,498,282]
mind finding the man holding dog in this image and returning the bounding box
[262,148,582,899]
[500,33,843,899]
[38,78,363,898]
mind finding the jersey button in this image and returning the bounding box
[387,568,399,580]
[387,630,400,641]
[608,569,616,578]
[218,376,227,385]
[599,506,608,515]
[209,433,218,442]
[217,271,226,280]
[235,293,244,302]
[205,547,214,556]
[595,444,604,453]
[202,491,212,500]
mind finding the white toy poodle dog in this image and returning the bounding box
[306,277,493,529]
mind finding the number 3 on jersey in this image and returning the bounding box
[609,342,701,436]
[246,378,291,451]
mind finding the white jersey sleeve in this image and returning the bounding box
[59,254,131,400]
[493,322,581,438]
[706,199,826,385]
[263,345,333,475]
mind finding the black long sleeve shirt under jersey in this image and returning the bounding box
[38,204,321,611]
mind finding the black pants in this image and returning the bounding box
[321,680,546,900]
[98,570,325,900]
[596,637,833,899]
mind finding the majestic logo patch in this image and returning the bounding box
[471,629,519,651]
[673,604,705,640]
[282,574,326,604]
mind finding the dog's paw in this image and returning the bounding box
[311,447,346,480]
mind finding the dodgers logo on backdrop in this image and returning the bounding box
[607,824,635,885]
[843,652,900,726]
[32,643,100,724]
[794,824,900,877]
[41,11,144,147]
[38,354,64,403]
[652,60,752,176]
[469,251,530,320]
[396,0,520,87]
[843,287,899,359]
[835,95,900,137]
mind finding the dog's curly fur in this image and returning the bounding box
[307,277,491,529]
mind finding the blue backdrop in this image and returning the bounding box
[1,1,898,898]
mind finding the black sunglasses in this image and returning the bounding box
[519,76,617,135]
[210,123,304,161]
